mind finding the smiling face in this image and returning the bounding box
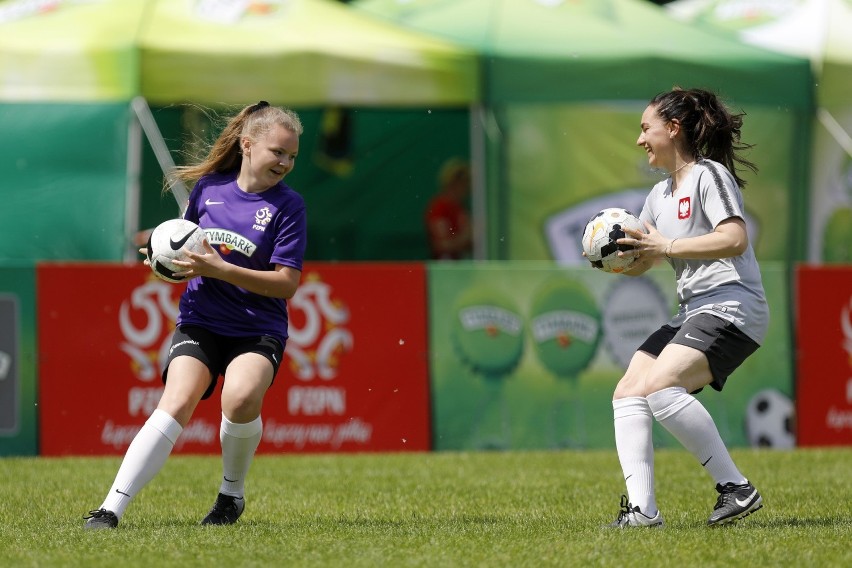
[239,123,300,193]
[636,104,677,172]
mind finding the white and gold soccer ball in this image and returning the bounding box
[581,208,644,273]
[145,218,207,283]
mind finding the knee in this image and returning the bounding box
[157,388,204,427]
[222,390,264,423]
[613,373,644,400]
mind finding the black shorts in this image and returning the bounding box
[637,312,759,393]
[163,325,285,400]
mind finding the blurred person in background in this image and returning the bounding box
[425,158,473,260]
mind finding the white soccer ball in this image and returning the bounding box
[581,208,645,273]
[146,218,207,283]
[744,388,796,449]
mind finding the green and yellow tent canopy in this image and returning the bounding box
[0,0,144,101]
[353,0,812,109]
[0,0,478,106]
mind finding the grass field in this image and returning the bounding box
[1,448,849,567]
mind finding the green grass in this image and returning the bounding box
[1,449,849,567]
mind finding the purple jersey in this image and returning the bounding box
[176,172,307,344]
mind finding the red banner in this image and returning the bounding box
[38,263,430,455]
[795,265,852,446]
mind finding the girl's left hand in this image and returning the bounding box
[619,221,668,261]
[171,240,224,279]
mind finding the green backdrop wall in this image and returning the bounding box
[0,103,129,262]
[138,105,471,261]
[503,103,800,263]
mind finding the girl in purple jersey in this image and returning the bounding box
[604,88,767,528]
[85,101,306,530]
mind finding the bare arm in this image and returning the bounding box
[662,217,749,260]
[620,217,748,268]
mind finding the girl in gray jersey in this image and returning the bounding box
[606,87,767,528]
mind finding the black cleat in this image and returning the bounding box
[84,509,118,530]
[200,493,245,525]
[708,481,763,526]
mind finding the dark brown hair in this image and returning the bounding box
[650,87,757,187]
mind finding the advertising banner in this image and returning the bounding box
[0,295,19,434]
[0,265,38,456]
[38,263,430,455]
[428,262,793,450]
[503,103,797,262]
[796,265,852,446]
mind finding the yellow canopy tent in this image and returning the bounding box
[138,0,477,107]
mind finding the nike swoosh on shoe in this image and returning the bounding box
[735,490,758,507]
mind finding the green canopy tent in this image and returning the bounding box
[0,0,478,262]
[0,0,147,262]
[667,0,852,261]
[354,0,815,262]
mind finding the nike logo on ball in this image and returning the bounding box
[170,229,197,250]
[735,490,757,507]
[685,333,704,342]
[205,198,224,205]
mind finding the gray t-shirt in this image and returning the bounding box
[639,159,769,344]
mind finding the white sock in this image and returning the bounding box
[613,397,658,516]
[100,409,183,519]
[218,414,263,498]
[647,387,747,486]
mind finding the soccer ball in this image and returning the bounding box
[744,389,796,449]
[145,218,207,283]
[581,208,644,273]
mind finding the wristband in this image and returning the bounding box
[665,238,677,259]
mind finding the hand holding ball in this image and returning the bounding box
[581,208,645,273]
[145,219,208,283]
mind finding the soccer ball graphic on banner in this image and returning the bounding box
[581,208,645,273]
[744,389,796,449]
[146,218,207,283]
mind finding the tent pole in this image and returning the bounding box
[817,108,852,158]
[470,103,488,260]
[124,105,143,264]
[130,96,190,213]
